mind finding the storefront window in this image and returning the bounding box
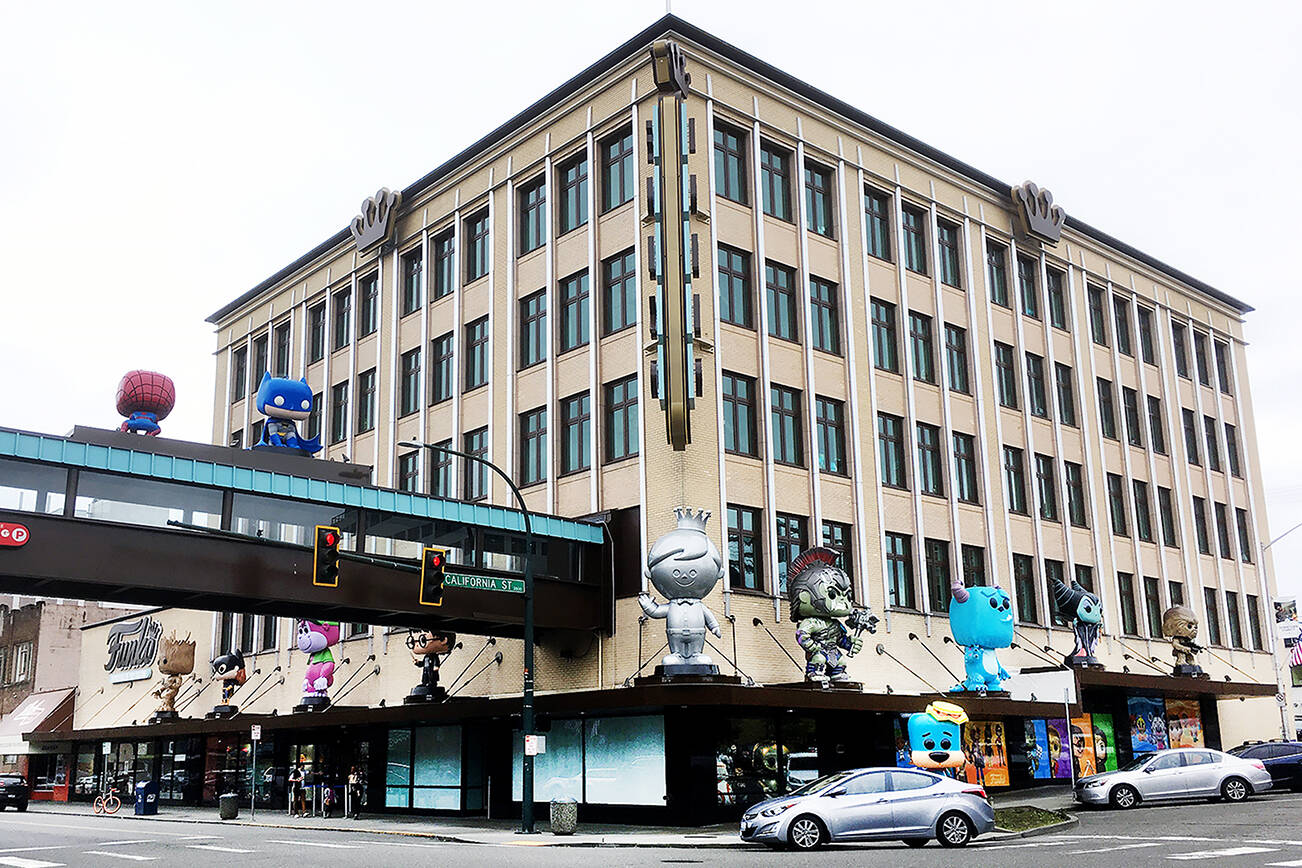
[0,458,66,513]
[386,729,411,807]
[75,472,221,529]
[74,746,96,798]
[583,716,666,806]
[203,734,250,803]
[512,719,582,802]
[413,726,461,809]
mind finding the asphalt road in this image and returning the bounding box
[3,794,1302,866]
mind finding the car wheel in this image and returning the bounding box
[937,811,974,847]
[14,802,25,812]
[1110,784,1139,809]
[903,838,928,848]
[1222,777,1250,803]
[787,814,826,850]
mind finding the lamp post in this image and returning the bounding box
[1261,519,1302,740]
[400,440,537,833]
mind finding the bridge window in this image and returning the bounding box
[74,472,221,530]
[230,494,346,547]
[0,458,66,514]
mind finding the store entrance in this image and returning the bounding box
[287,734,371,816]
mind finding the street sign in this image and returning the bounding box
[444,572,525,594]
[1278,693,1287,708]
[524,734,546,756]
[0,522,29,547]
[102,741,111,755]
[251,724,262,741]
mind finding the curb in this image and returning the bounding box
[993,814,1079,838]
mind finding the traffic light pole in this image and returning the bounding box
[400,440,537,833]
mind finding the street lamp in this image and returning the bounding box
[399,439,538,833]
[1261,519,1302,740]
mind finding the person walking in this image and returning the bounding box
[347,766,363,819]
[287,763,305,817]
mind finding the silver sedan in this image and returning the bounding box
[739,767,995,850]
[1074,747,1272,808]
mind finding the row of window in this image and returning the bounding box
[514,127,634,254]
[216,613,370,657]
[724,505,853,594]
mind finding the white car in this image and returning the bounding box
[1074,747,1272,808]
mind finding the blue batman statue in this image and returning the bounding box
[948,573,1014,694]
[251,373,321,456]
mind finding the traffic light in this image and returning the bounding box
[313,525,341,587]
[420,546,448,607]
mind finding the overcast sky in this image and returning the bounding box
[2,1,1300,597]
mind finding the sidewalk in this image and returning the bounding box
[991,784,1076,813]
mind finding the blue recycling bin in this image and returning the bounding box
[134,780,159,815]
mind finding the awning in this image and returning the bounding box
[0,688,73,755]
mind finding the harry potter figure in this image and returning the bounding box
[404,629,456,703]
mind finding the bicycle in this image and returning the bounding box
[93,787,122,815]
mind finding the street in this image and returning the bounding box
[3,794,1302,867]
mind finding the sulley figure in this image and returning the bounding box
[947,573,1015,694]
[297,620,341,704]
[786,547,877,684]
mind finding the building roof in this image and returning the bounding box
[207,14,1251,325]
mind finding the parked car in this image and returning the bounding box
[1074,747,1271,808]
[1227,740,1302,790]
[740,767,994,850]
[0,774,29,811]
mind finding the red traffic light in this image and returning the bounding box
[430,552,444,567]
[324,531,337,547]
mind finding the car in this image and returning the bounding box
[1227,740,1302,790]
[1074,747,1272,809]
[739,767,994,850]
[0,774,29,812]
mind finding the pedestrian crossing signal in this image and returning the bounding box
[420,546,448,607]
[314,525,342,587]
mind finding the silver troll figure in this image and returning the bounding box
[788,547,878,684]
[638,508,724,672]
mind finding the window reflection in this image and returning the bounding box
[75,472,221,529]
[0,458,66,514]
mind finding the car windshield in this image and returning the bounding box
[787,771,855,797]
[1117,754,1153,772]
[1227,745,1252,756]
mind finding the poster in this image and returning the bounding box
[1023,720,1051,779]
[1129,696,1169,753]
[1091,713,1119,772]
[1070,715,1098,777]
[1166,699,1205,748]
[963,720,1009,787]
[1277,597,1300,643]
[1046,718,1072,778]
[893,716,916,769]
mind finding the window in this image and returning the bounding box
[1025,353,1048,417]
[1158,486,1179,548]
[463,428,488,501]
[925,539,952,613]
[1204,587,1223,646]
[1003,446,1027,514]
[771,385,803,466]
[330,381,348,444]
[252,334,268,380]
[230,346,248,401]
[273,321,291,377]
[558,271,590,353]
[601,127,634,212]
[1225,424,1242,477]
[909,312,935,383]
[775,513,807,592]
[1017,254,1039,318]
[1065,461,1088,527]
[519,290,547,369]
[1182,408,1200,465]
[305,393,322,442]
[1055,363,1076,426]
[1087,284,1108,346]
[944,324,969,393]
[1193,331,1212,386]
[332,287,351,350]
[347,621,370,640]
[560,392,590,475]
[1122,387,1143,447]
[1236,508,1253,563]
[464,317,489,391]
[355,368,376,434]
[901,205,928,274]
[822,521,853,585]
[464,210,490,283]
[937,220,961,287]
[399,348,421,417]
[1144,576,1164,637]
[1113,296,1132,356]
[994,342,1018,409]
[1214,341,1233,393]
[1226,590,1244,648]
[765,261,798,342]
[519,407,547,486]
[816,397,847,475]
[250,419,264,448]
[1097,378,1117,439]
[1247,594,1264,650]
[518,177,546,255]
[1137,307,1156,364]
[727,505,762,591]
[759,142,791,221]
[1172,322,1190,378]
[557,153,588,234]
[1013,554,1038,624]
[953,432,979,504]
[1192,496,1211,554]
[885,532,915,608]
[260,616,278,651]
[604,375,638,462]
[713,122,747,205]
[1214,501,1232,559]
[1047,560,1068,626]
[878,413,907,489]
[1106,473,1127,534]
[308,303,326,363]
[1203,416,1221,472]
[1169,580,1185,606]
[986,241,1009,307]
[401,247,422,316]
[358,273,378,337]
[397,451,420,493]
[864,187,892,260]
[1035,453,1058,522]
[430,332,454,404]
[717,245,753,328]
[602,248,637,335]
[722,372,757,457]
[916,423,944,496]
[870,298,899,372]
[1133,480,1153,542]
[1148,396,1166,454]
[962,544,986,587]
[1047,268,1068,330]
[432,229,456,299]
[804,163,834,237]
[1118,572,1139,636]
[429,439,452,498]
[809,277,840,354]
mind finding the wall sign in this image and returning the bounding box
[349,188,402,253]
[1011,181,1066,245]
[105,616,163,683]
[0,522,29,547]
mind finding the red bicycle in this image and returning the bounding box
[93,786,122,815]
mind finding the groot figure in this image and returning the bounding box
[151,632,195,718]
[1161,605,1206,676]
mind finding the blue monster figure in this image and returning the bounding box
[947,573,1014,693]
[252,373,321,455]
[907,701,969,774]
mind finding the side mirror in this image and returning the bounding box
[1142,766,1155,773]
[826,788,846,798]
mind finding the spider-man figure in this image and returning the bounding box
[116,370,176,436]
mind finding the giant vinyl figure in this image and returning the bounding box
[1050,573,1103,667]
[907,701,970,773]
[638,508,724,675]
[786,547,877,684]
[948,574,1015,694]
[251,373,322,455]
[297,619,341,707]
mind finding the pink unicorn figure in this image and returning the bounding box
[297,620,341,702]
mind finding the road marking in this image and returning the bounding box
[1167,847,1279,860]
[267,840,359,849]
[185,845,253,854]
[0,821,187,836]
[1067,843,1164,855]
[178,837,221,841]
[0,850,67,856]
[973,841,1070,852]
[1267,861,1302,867]
[0,858,67,868]
[96,841,154,847]
[82,853,155,862]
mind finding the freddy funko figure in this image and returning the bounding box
[638,508,724,675]
[948,573,1015,694]
[908,701,969,773]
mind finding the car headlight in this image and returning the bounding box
[1085,780,1108,788]
[761,801,797,817]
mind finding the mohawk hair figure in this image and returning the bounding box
[787,547,877,685]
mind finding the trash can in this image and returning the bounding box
[549,796,578,835]
[218,792,239,820]
[134,780,160,816]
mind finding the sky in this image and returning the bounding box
[2,1,1300,594]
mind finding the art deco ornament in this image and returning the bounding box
[948,573,1015,693]
[638,507,724,675]
[349,187,402,252]
[786,547,877,685]
[1011,181,1066,245]
[1161,605,1207,677]
[1050,573,1103,667]
[649,39,691,98]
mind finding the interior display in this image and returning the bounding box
[1046,718,1071,778]
[1166,699,1205,748]
[907,701,969,774]
[1070,715,1098,777]
[1091,713,1119,772]
[947,573,1015,693]
[1128,695,1169,753]
[963,720,1009,787]
[638,508,724,675]
[251,373,322,455]
[296,620,341,710]
[1024,719,1051,779]
[404,629,455,704]
[786,546,877,684]
[209,649,246,717]
[1050,573,1103,667]
[116,370,175,436]
[150,632,195,721]
[1161,605,1206,676]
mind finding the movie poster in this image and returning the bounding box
[1046,718,1072,778]
[1129,696,1169,753]
[1166,699,1205,748]
[963,721,1009,787]
[1091,713,1119,772]
[1070,715,1098,777]
[893,716,916,768]
[1023,720,1051,779]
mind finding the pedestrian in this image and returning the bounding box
[347,766,363,819]
[287,763,304,817]
[322,780,336,819]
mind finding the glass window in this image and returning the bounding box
[1107,473,1127,535]
[1047,267,1068,330]
[714,122,748,205]
[727,504,762,591]
[557,153,588,234]
[775,513,807,593]
[518,176,546,255]
[902,206,927,274]
[759,142,791,221]
[937,220,961,288]
[809,277,840,354]
[822,521,853,586]
[1035,453,1058,522]
[766,261,798,342]
[430,332,454,404]
[944,324,969,393]
[602,249,637,335]
[605,375,638,462]
[986,241,1009,307]
[1055,363,1076,426]
[1226,591,1243,648]
[771,385,803,466]
[1123,387,1143,447]
[355,368,376,434]
[399,348,421,417]
[358,273,378,338]
[560,392,591,475]
[1182,408,1201,466]
[962,544,986,587]
[601,128,634,212]
[1172,322,1190,378]
[273,321,291,377]
[252,334,268,381]
[1169,580,1184,606]
[1204,586,1223,645]
[1017,254,1039,318]
[582,716,666,806]
[432,229,456,299]
[722,372,757,457]
[397,451,419,493]
[464,210,490,283]
[558,271,589,353]
[332,287,351,350]
[1148,396,1166,454]
[75,472,221,529]
[1065,461,1087,527]
[0,458,66,514]
[878,413,907,489]
[1247,594,1264,650]
[330,381,347,444]
[717,245,753,329]
[1097,378,1117,440]
[864,187,891,260]
[1143,576,1163,637]
[1225,424,1241,477]
[886,532,915,609]
[1118,572,1139,635]
[1013,553,1038,624]
[1236,508,1253,563]
[463,428,488,501]
[1137,307,1156,364]
[1046,559,1068,626]
[804,163,834,237]
[1133,480,1153,542]
[909,312,935,384]
[519,290,547,368]
[429,438,453,499]
[400,248,422,316]
[870,298,899,372]
[519,407,547,486]
[1193,496,1211,554]
[925,538,952,613]
[815,397,846,475]
[1214,341,1233,393]
[1004,446,1027,514]
[465,317,489,391]
[916,423,944,496]
[1203,416,1222,472]
[953,432,979,504]
[308,304,326,364]
[1087,284,1108,346]
[994,342,1018,409]
[1158,486,1179,548]
[1113,296,1132,356]
[512,717,581,803]
[1193,331,1212,386]
[1026,352,1048,417]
